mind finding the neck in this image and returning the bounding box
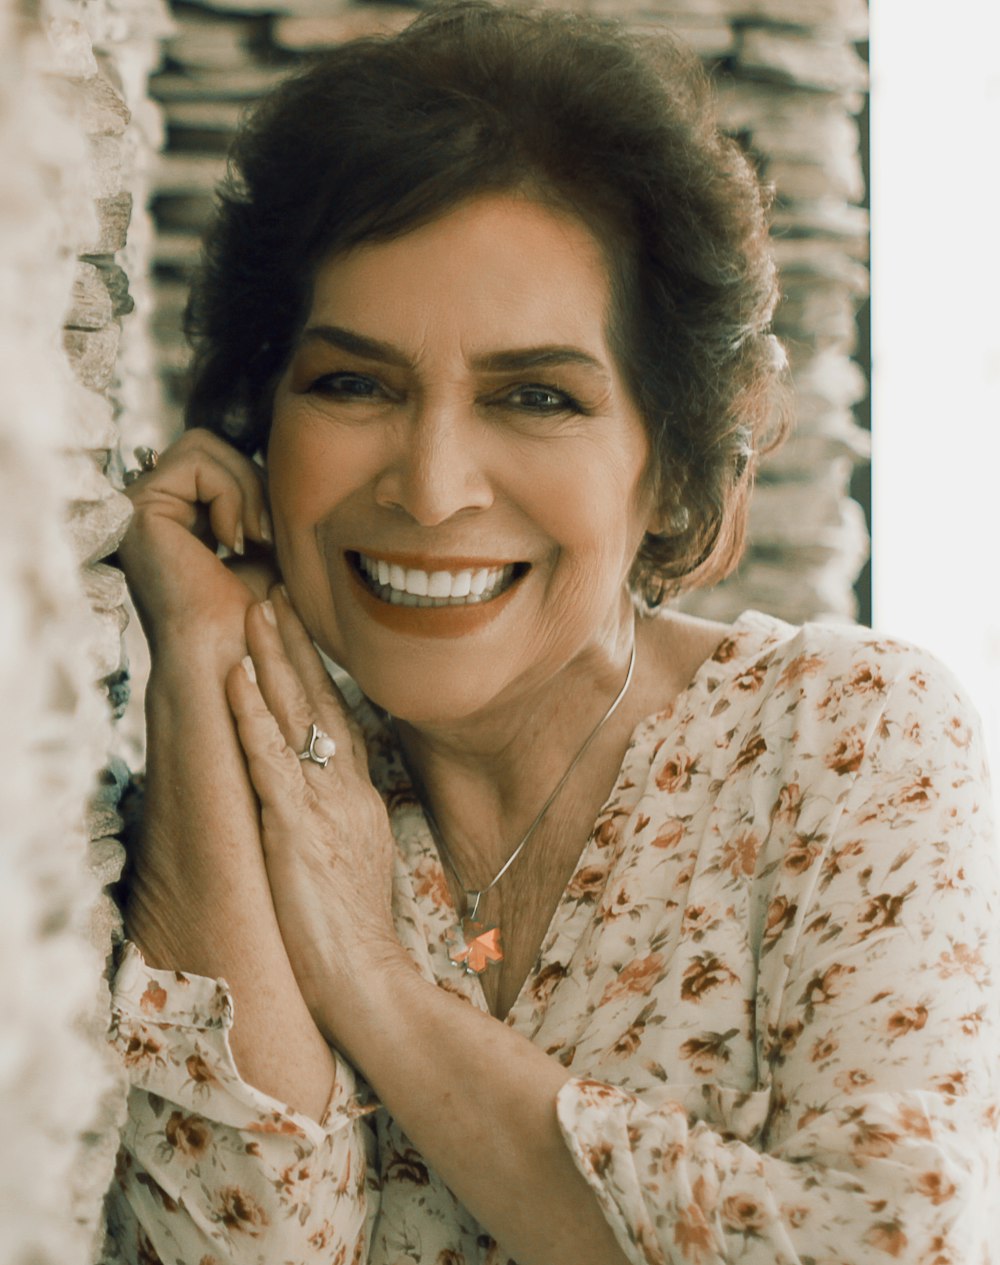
[392,614,638,883]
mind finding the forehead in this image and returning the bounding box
[305,194,616,356]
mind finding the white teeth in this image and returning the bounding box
[355,553,520,606]
[406,568,429,596]
[427,570,453,598]
[451,569,472,598]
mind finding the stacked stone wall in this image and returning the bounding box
[0,0,168,1258]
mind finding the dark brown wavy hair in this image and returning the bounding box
[184,0,788,606]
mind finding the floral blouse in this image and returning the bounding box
[105,610,1000,1264]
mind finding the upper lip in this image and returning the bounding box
[347,548,526,570]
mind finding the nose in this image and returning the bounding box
[373,404,494,526]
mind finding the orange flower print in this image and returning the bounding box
[833,1067,874,1094]
[766,1018,804,1065]
[384,1146,430,1185]
[651,819,686,851]
[800,962,855,1014]
[762,895,798,950]
[733,662,768,692]
[139,980,168,1014]
[937,942,987,982]
[850,1115,900,1160]
[782,833,822,876]
[894,1102,932,1138]
[846,661,887,695]
[437,1252,467,1265]
[680,1030,737,1075]
[776,652,826,688]
[916,1171,958,1206]
[732,733,767,773]
[857,889,912,938]
[530,961,568,1006]
[214,1186,270,1237]
[770,781,804,825]
[721,1193,768,1233]
[594,810,627,849]
[584,1138,615,1178]
[681,952,738,1002]
[865,1221,908,1257]
[712,635,740,664]
[825,727,866,775]
[656,752,698,794]
[566,864,607,902]
[609,1003,654,1058]
[412,859,450,908]
[716,830,761,880]
[673,1201,715,1263]
[886,1004,928,1040]
[163,1110,211,1160]
[810,1031,839,1063]
[601,953,664,1003]
[122,1031,165,1069]
[890,775,937,811]
[944,714,972,748]
[681,904,718,940]
[184,1052,219,1092]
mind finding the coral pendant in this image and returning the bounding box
[446,918,504,975]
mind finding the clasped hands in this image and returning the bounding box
[226,587,409,1051]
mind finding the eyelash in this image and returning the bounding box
[308,373,586,416]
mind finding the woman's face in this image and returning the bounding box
[267,193,659,724]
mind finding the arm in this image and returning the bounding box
[528,659,1000,1263]
[118,428,336,1116]
[109,432,376,1262]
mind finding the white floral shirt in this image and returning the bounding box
[106,610,1000,1264]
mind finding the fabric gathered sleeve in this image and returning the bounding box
[556,650,1000,1264]
[106,941,379,1265]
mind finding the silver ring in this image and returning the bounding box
[297,723,336,767]
[124,446,160,485]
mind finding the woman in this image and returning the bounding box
[108,4,999,1263]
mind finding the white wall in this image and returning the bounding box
[870,0,1000,813]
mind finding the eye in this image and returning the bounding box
[309,372,383,399]
[502,384,584,414]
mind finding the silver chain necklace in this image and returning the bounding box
[404,636,637,976]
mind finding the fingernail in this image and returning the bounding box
[259,509,273,545]
[260,600,277,627]
[241,654,256,683]
[233,522,245,556]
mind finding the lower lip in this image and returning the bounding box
[344,557,526,639]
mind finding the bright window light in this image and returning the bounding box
[870,2,1000,817]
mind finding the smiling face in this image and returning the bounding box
[267,193,659,725]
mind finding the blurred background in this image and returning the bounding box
[1,0,996,1260]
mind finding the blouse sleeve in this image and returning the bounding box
[106,942,379,1265]
[555,654,1000,1264]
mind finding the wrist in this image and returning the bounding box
[320,940,423,1057]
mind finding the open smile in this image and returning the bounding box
[347,551,529,607]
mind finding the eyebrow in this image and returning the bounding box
[298,324,610,376]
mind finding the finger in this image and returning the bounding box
[270,586,369,764]
[244,600,353,771]
[133,430,271,553]
[225,653,305,815]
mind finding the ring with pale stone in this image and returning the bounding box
[297,723,336,767]
[123,445,160,485]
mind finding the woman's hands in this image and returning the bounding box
[118,428,276,655]
[226,586,406,1046]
